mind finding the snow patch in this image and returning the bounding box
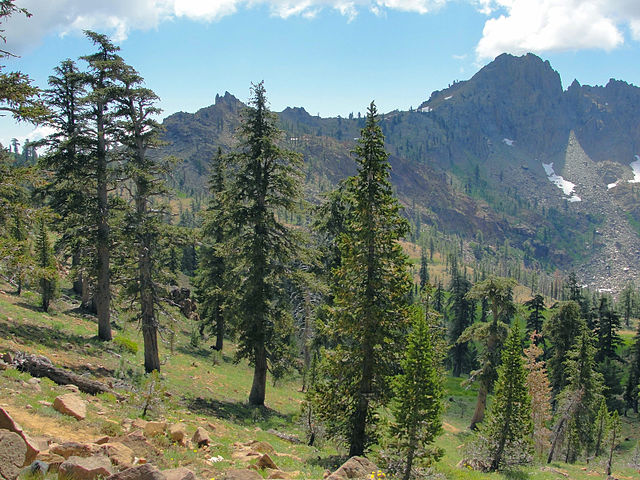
[503,138,514,146]
[444,95,452,100]
[608,181,619,190]
[542,162,581,202]
[419,106,432,113]
[629,155,640,183]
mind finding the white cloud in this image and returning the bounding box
[475,0,638,59]
[2,0,640,59]
[1,0,449,53]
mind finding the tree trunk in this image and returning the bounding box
[469,381,488,430]
[215,310,224,352]
[249,343,267,406]
[72,252,83,296]
[402,430,417,480]
[95,104,111,341]
[142,319,160,373]
[350,341,373,457]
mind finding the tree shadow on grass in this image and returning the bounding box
[184,395,295,427]
[502,469,529,480]
[308,454,348,471]
[0,317,95,351]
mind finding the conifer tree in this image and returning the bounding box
[447,269,474,377]
[557,329,603,462]
[523,294,545,340]
[224,82,303,406]
[194,148,228,352]
[80,31,126,341]
[545,301,585,395]
[594,296,622,362]
[115,63,170,373]
[419,248,429,290]
[593,397,609,457]
[461,275,516,430]
[473,323,533,471]
[389,304,444,480]
[35,214,57,312]
[605,410,621,476]
[624,323,640,414]
[433,280,444,313]
[619,283,636,328]
[524,332,552,458]
[312,101,411,456]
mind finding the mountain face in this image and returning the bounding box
[161,53,640,293]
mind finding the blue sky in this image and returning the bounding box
[2,0,640,147]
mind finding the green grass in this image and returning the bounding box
[1,283,639,480]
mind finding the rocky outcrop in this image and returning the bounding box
[58,455,114,480]
[0,430,27,480]
[105,464,165,480]
[222,470,262,480]
[0,408,39,464]
[326,456,381,480]
[54,394,87,420]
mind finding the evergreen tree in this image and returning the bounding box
[40,59,95,309]
[557,329,603,462]
[461,275,516,430]
[605,410,621,476]
[594,296,622,362]
[389,304,445,480]
[35,214,57,312]
[312,101,411,456]
[433,280,444,313]
[194,148,228,352]
[523,294,545,340]
[419,248,429,290]
[224,82,303,406]
[115,62,171,373]
[565,272,582,303]
[0,1,47,122]
[593,397,609,457]
[524,332,552,458]
[624,323,640,414]
[619,283,636,328]
[544,301,585,395]
[80,31,126,341]
[447,269,475,377]
[473,323,533,471]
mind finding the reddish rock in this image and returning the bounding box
[251,441,275,454]
[35,451,66,472]
[256,453,278,470]
[97,442,135,468]
[222,470,263,480]
[192,426,210,447]
[0,407,40,464]
[161,467,195,480]
[143,421,166,437]
[168,423,187,445]
[105,463,165,480]
[326,456,381,480]
[0,430,27,480]
[58,455,114,480]
[53,394,87,420]
[50,442,97,459]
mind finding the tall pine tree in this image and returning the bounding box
[224,82,303,406]
[312,101,411,456]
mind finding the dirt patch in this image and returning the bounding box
[3,405,98,443]
[442,422,461,433]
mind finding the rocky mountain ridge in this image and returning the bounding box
[161,53,640,293]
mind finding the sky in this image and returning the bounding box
[2,0,640,147]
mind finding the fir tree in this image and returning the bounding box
[523,294,545,341]
[593,397,609,457]
[312,101,411,456]
[557,329,604,462]
[35,214,57,312]
[194,148,228,352]
[224,82,303,406]
[473,323,533,471]
[115,62,171,373]
[389,304,445,480]
[461,275,516,430]
[545,301,585,395]
[524,332,552,458]
[624,323,640,414]
[594,296,622,362]
[419,248,429,290]
[605,410,621,476]
[447,269,475,377]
